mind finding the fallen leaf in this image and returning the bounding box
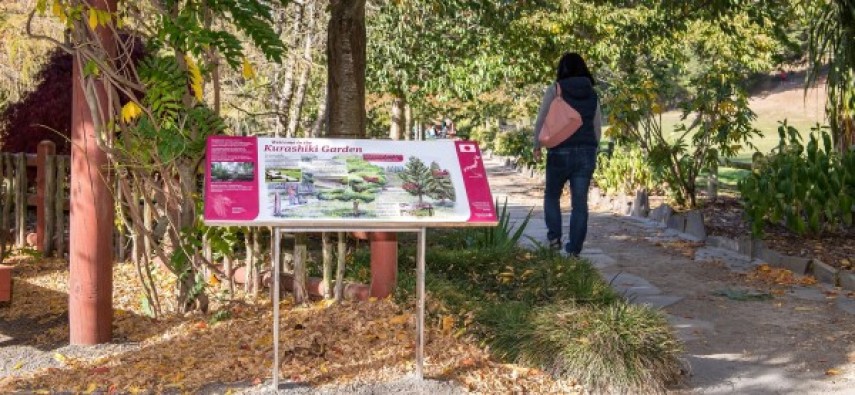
[826,368,841,376]
[12,361,23,370]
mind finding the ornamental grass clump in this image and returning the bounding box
[479,301,682,394]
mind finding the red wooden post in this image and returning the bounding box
[69,0,116,345]
[35,140,55,252]
[368,232,397,298]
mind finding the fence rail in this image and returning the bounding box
[1,141,69,259]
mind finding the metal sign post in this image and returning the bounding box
[270,227,428,391]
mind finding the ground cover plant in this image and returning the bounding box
[345,207,685,393]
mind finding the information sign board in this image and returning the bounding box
[203,137,497,227]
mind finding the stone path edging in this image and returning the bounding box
[584,187,855,292]
[489,153,854,292]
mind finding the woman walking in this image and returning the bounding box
[533,52,602,256]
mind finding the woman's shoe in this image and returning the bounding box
[549,239,562,250]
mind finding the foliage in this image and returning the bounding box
[593,144,659,196]
[739,123,855,236]
[468,124,498,152]
[458,199,531,253]
[805,0,855,151]
[0,49,71,154]
[478,301,682,394]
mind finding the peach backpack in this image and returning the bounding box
[538,83,582,148]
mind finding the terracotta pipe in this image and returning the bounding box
[368,232,397,298]
[260,271,369,301]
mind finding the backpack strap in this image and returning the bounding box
[555,82,562,98]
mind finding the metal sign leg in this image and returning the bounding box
[272,227,281,390]
[416,227,426,379]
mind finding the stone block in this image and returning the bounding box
[839,270,855,291]
[736,236,754,257]
[751,239,766,259]
[650,204,673,224]
[809,259,839,286]
[666,213,687,233]
[758,248,783,267]
[684,210,707,240]
[707,236,739,251]
[779,255,810,275]
[631,190,650,217]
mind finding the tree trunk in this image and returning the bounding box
[327,0,366,139]
[287,2,317,138]
[389,95,404,140]
[310,87,329,137]
[275,3,305,137]
[293,233,308,304]
[322,232,333,299]
[334,231,346,303]
[404,104,412,141]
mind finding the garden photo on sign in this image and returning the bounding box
[210,161,254,182]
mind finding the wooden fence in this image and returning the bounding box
[0,140,69,258]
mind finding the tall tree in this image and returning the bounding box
[327,0,366,138]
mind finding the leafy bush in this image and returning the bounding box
[479,301,682,394]
[739,123,855,235]
[469,125,498,152]
[593,144,660,196]
[493,128,532,157]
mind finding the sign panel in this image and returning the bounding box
[204,137,497,227]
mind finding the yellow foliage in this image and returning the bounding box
[185,55,204,101]
[88,8,98,30]
[242,57,255,80]
[121,101,142,123]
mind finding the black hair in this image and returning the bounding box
[556,52,595,85]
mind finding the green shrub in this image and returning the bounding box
[493,128,532,157]
[469,125,499,152]
[479,301,682,394]
[739,123,855,235]
[594,144,660,196]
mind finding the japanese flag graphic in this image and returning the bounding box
[458,144,477,153]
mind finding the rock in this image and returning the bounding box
[736,236,754,257]
[631,189,649,217]
[684,210,706,240]
[707,236,739,252]
[838,270,855,291]
[809,259,839,286]
[779,255,810,275]
[666,213,687,233]
[650,204,673,224]
[758,247,783,267]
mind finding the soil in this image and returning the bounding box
[702,196,855,271]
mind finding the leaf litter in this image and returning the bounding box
[0,254,583,393]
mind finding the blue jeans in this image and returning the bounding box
[544,146,597,255]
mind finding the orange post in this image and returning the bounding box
[368,232,397,298]
[35,140,55,252]
[69,0,116,345]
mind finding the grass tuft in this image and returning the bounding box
[481,301,682,393]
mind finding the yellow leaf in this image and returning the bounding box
[121,101,142,123]
[242,58,255,79]
[389,314,409,325]
[441,315,454,335]
[208,273,220,286]
[185,55,204,101]
[88,8,98,30]
[826,368,841,376]
[84,383,98,394]
[53,352,67,363]
[368,297,378,302]
[12,361,23,370]
[51,0,62,17]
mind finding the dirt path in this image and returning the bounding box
[486,157,855,394]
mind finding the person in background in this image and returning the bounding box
[532,52,602,256]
